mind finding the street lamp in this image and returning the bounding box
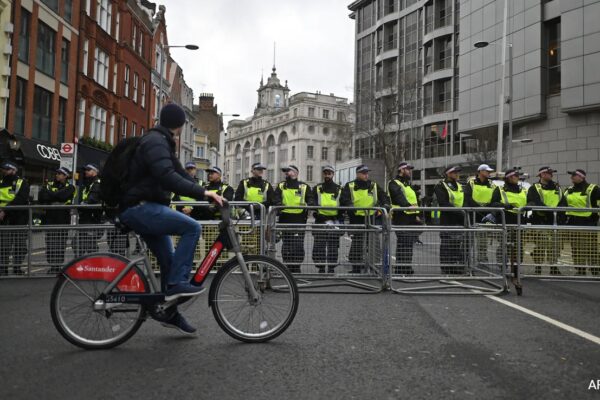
[473,0,512,174]
[157,44,199,116]
[512,138,533,144]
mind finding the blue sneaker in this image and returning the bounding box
[160,313,197,336]
[165,283,206,302]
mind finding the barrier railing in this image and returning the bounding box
[389,207,509,295]
[265,206,390,293]
[0,202,265,277]
[516,206,600,280]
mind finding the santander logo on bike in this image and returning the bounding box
[75,265,116,274]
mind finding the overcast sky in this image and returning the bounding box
[161,0,355,123]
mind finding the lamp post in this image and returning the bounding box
[157,44,198,117]
[473,0,512,173]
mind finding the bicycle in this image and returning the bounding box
[50,201,299,349]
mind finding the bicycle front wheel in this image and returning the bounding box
[209,255,299,343]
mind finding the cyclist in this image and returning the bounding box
[118,103,223,335]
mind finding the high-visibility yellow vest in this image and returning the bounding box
[0,178,24,206]
[565,184,596,217]
[389,179,419,215]
[315,184,341,216]
[469,179,495,206]
[205,183,230,217]
[534,183,562,208]
[349,181,377,216]
[81,179,100,203]
[243,179,269,203]
[442,181,464,208]
[500,187,527,214]
[47,182,76,204]
[279,182,307,214]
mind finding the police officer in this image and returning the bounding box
[311,165,342,274]
[39,167,76,273]
[434,166,465,274]
[199,166,234,220]
[0,162,30,276]
[388,162,420,275]
[172,161,204,218]
[559,169,600,276]
[464,164,496,264]
[527,166,563,275]
[273,165,312,273]
[234,162,274,219]
[77,163,102,256]
[340,165,389,274]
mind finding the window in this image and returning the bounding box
[132,25,137,49]
[90,104,107,141]
[308,107,315,117]
[138,33,143,55]
[141,80,146,108]
[112,62,118,93]
[94,47,109,87]
[86,0,91,15]
[308,125,315,134]
[307,145,314,159]
[323,109,330,119]
[78,98,86,137]
[64,0,73,22]
[438,37,452,70]
[97,0,112,33]
[435,79,451,112]
[14,78,27,136]
[547,19,561,95]
[291,145,296,159]
[41,0,58,13]
[293,108,297,117]
[82,39,89,75]
[323,127,329,135]
[109,114,115,145]
[18,9,30,63]
[32,86,52,141]
[115,11,120,40]
[306,165,313,182]
[132,73,138,103]
[124,66,130,97]
[131,121,137,137]
[58,98,66,143]
[36,22,56,77]
[336,148,343,161]
[336,112,345,121]
[121,117,128,138]
[60,39,69,84]
[321,147,328,161]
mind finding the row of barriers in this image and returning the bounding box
[1,203,599,295]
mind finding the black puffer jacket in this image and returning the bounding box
[120,126,205,209]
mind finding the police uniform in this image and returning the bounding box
[234,163,274,219]
[559,169,600,276]
[311,166,342,273]
[388,162,420,275]
[273,165,312,273]
[340,165,389,274]
[77,164,103,256]
[0,162,30,275]
[527,167,563,274]
[38,167,77,273]
[464,165,497,264]
[433,166,465,274]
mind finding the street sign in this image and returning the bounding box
[61,143,74,155]
[60,154,74,170]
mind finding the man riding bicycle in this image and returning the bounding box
[118,103,223,335]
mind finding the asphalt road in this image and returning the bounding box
[0,278,599,400]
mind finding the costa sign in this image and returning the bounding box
[36,144,61,161]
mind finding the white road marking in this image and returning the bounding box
[485,294,600,346]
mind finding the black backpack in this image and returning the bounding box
[100,137,141,208]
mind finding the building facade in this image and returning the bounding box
[191,93,222,174]
[4,0,80,183]
[0,0,11,128]
[459,0,600,184]
[224,68,354,187]
[169,60,195,164]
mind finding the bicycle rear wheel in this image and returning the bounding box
[50,254,149,350]
[209,255,299,343]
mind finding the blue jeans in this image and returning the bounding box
[119,202,201,290]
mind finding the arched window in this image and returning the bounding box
[278,131,288,167]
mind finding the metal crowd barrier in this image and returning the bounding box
[0,202,265,277]
[389,207,509,295]
[516,206,600,280]
[266,206,390,293]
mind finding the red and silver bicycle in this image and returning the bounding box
[50,201,299,349]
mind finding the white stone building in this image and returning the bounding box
[224,68,355,187]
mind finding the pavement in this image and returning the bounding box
[0,277,599,400]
